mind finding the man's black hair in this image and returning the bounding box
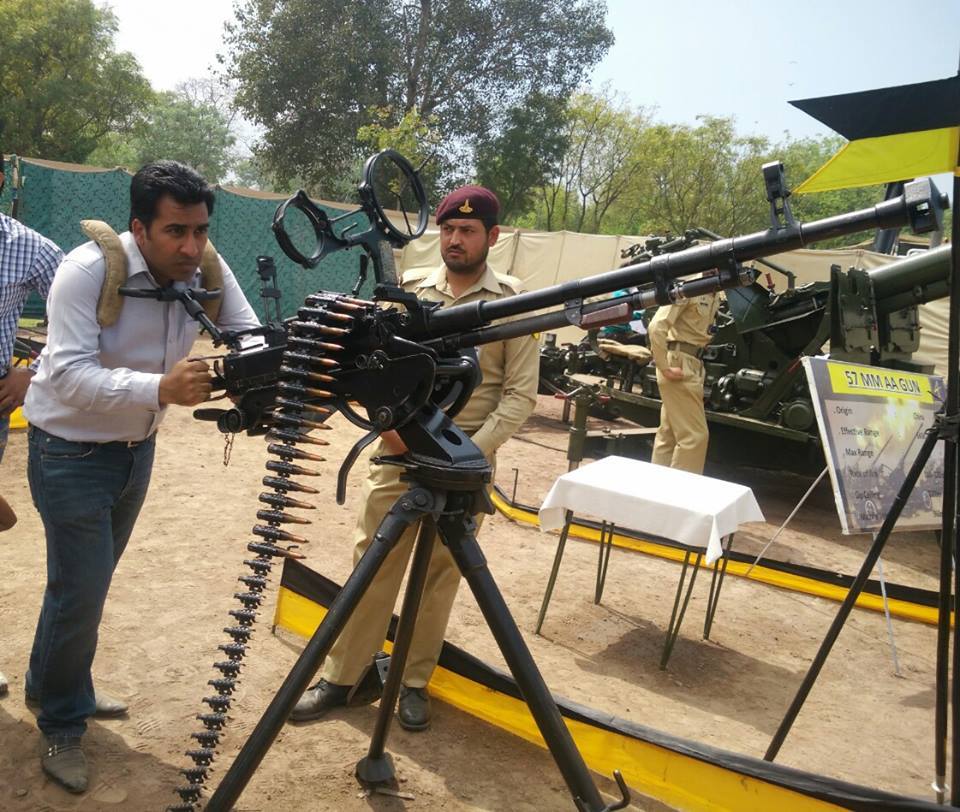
[129,160,215,230]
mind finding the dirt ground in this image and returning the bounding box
[0,382,946,811]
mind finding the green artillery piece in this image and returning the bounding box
[544,242,952,474]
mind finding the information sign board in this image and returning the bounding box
[802,357,945,534]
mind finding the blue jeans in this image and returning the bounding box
[0,414,8,462]
[26,426,156,737]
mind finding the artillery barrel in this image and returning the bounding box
[870,244,953,314]
[421,179,948,339]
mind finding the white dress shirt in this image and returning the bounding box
[24,231,260,442]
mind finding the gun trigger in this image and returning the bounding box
[337,429,381,505]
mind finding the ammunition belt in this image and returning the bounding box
[666,340,704,360]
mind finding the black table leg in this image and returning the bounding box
[660,550,702,669]
[703,534,734,640]
[535,510,574,635]
[594,521,615,605]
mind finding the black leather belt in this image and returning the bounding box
[667,340,704,359]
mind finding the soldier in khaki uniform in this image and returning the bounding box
[648,291,720,474]
[291,185,539,731]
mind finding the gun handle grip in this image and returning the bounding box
[193,408,227,422]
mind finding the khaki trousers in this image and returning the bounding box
[651,352,709,475]
[320,450,489,689]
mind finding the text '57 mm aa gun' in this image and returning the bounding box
[166,152,947,812]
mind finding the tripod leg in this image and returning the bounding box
[437,512,609,812]
[206,489,435,812]
[358,516,437,784]
[765,426,941,762]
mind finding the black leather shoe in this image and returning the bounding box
[397,685,431,732]
[289,679,350,723]
[26,690,128,718]
[41,735,88,794]
[0,670,7,697]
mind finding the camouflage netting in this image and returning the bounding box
[1,155,376,321]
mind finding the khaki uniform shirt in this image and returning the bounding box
[648,293,721,372]
[401,263,539,458]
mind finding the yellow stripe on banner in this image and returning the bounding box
[827,362,934,402]
[272,585,842,812]
[795,127,959,193]
[490,490,941,627]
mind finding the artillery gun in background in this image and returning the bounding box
[541,234,953,475]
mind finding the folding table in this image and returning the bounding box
[535,456,764,667]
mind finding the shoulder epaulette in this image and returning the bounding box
[492,270,526,295]
[401,267,432,283]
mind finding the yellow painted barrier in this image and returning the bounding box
[9,407,27,430]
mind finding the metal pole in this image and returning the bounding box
[746,467,828,576]
[765,426,941,762]
[945,156,960,805]
[874,556,901,677]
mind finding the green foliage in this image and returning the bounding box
[475,92,569,223]
[605,116,772,237]
[356,106,451,204]
[230,153,281,192]
[0,0,151,162]
[515,95,898,248]
[772,136,885,246]
[88,89,237,182]
[527,89,652,233]
[224,0,613,194]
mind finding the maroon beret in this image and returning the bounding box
[435,185,500,225]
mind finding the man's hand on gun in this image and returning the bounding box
[159,357,213,406]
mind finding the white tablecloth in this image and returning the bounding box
[538,456,764,564]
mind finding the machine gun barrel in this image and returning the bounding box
[418,179,946,340]
[436,267,754,350]
[869,244,953,314]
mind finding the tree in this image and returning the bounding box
[224,0,613,193]
[0,0,151,162]
[475,92,569,223]
[524,90,650,233]
[612,116,772,237]
[356,105,453,204]
[87,85,238,183]
[772,135,885,245]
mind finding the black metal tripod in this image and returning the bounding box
[205,408,629,812]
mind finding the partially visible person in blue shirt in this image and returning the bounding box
[0,156,62,703]
[0,156,63,461]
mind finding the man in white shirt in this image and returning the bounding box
[23,160,260,794]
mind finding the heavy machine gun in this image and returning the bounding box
[168,153,948,812]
